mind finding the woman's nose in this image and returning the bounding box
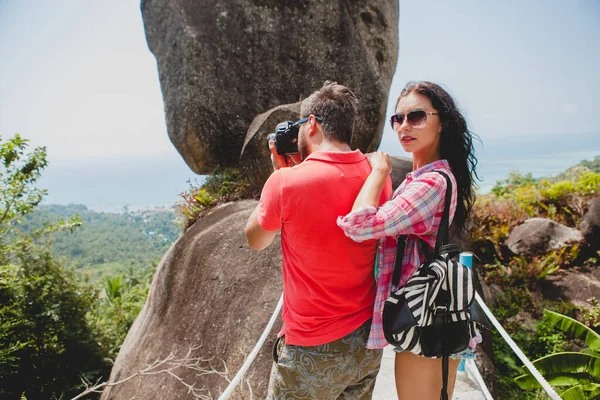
[395,118,411,134]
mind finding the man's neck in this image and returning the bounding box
[311,140,352,154]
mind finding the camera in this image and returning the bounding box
[266,121,299,155]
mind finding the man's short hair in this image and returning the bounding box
[300,81,358,145]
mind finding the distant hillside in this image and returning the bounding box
[578,155,600,173]
[20,204,182,280]
[548,155,600,181]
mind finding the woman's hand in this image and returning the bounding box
[367,151,391,175]
[348,151,391,211]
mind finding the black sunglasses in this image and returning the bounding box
[390,110,438,129]
[293,115,323,127]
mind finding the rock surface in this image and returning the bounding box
[389,155,412,190]
[141,0,399,183]
[101,201,282,399]
[541,266,600,308]
[580,197,600,249]
[241,101,302,188]
[505,217,583,255]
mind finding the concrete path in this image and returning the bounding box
[372,346,488,400]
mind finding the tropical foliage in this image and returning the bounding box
[0,135,107,399]
[515,310,600,399]
[471,156,600,399]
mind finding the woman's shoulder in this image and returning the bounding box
[420,161,456,184]
[393,160,455,195]
[413,169,452,187]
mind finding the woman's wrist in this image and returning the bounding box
[371,166,390,179]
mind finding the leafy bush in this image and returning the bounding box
[580,298,600,329]
[177,168,257,230]
[0,250,108,399]
[472,169,600,258]
[485,248,575,290]
[470,195,526,248]
[491,172,539,197]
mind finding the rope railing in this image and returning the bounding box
[217,292,563,400]
[218,294,283,400]
[474,293,562,400]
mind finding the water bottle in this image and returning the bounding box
[457,252,474,372]
[459,252,473,269]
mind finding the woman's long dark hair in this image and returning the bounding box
[398,81,480,233]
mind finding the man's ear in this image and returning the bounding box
[307,114,320,137]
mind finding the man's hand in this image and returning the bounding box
[269,140,302,171]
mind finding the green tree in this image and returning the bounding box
[89,263,153,361]
[19,204,180,282]
[0,135,107,399]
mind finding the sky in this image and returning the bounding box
[1,0,599,210]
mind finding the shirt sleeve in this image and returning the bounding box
[337,172,446,242]
[257,170,283,231]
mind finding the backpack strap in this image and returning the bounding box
[441,353,450,400]
[432,170,453,253]
[433,170,454,400]
[391,235,407,288]
[392,170,453,287]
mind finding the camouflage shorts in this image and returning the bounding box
[267,320,383,400]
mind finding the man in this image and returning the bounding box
[245,81,391,399]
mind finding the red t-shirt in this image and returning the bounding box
[258,150,392,346]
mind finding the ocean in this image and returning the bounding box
[39,132,599,212]
[473,131,599,192]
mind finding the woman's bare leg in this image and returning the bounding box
[394,352,460,399]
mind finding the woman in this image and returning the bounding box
[337,81,479,399]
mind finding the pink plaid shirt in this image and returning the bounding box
[337,160,457,349]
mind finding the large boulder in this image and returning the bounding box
[241,101,302,188]
[505,217,583,255]
[141,0,399,184]
[541,266,600,308]
[101,200,282,399]
[580,197,600,249]
[389,155,412,190]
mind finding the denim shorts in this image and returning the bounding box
[392,331,482,360]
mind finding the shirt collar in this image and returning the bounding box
[406,159,450,180]
[303,149,365,164]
